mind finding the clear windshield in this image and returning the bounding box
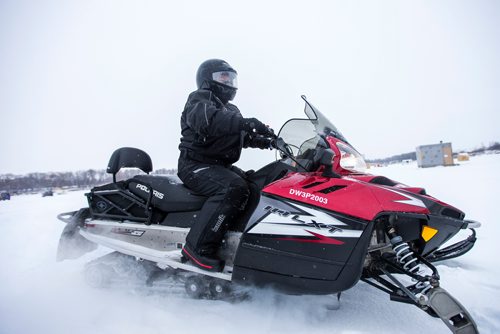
[301,95,349,144]
[277,119,326,157]
[277,96,367,173]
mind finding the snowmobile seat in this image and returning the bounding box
[128,174,207,213]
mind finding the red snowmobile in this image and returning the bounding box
[57,96,479,334]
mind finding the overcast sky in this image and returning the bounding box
[1,0,499,174]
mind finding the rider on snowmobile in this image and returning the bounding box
[178,59,275,272]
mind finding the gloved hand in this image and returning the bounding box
[241,118,274,137]
[250,136,273,150]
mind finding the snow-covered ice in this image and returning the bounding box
[0,154,499,334]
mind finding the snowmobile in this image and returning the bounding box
[57,96,480,334]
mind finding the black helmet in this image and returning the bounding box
[196,59,238,104]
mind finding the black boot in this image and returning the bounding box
[181,243,224,272]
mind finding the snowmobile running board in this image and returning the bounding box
[79,230,233,281]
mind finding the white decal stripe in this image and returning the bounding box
[248,222,362,238]
[382,187,427,208]
[259,214,303,225]
[291,203,347,226]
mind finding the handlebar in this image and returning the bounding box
[272,137,308,171]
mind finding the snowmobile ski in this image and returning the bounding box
[425,287,478,334]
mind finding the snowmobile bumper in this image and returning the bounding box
[425,228,477,263]
[56,209,97,261]
[414,213,479,263]
[423,218,479,263]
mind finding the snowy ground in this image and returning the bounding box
[1,154,499,334]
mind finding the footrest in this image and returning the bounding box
[425,287,478,334]
[154,250,233,281]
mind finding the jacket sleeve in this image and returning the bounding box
[184,91,243,137]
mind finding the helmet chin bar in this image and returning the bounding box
[211,81,237,103]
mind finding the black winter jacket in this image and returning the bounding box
[178,89,268,167]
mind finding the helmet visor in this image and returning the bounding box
[212,71,238,88]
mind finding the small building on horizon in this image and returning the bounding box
[416,142,454,168]
[457,152,470,161]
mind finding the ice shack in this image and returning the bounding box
[416,142,454,168]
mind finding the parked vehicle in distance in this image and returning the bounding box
[42,189,54,197]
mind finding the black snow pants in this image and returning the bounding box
[178,160,251,255]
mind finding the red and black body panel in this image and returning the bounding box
[232,195,374,294]
[232,160,466,293]
[261,171,438,221]
[231,98,470,294]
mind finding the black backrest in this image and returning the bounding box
[107,147,153,182]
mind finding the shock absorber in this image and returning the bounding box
[386,227,419,274]
[386,216,432,295]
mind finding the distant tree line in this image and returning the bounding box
[2,141,498,193]
[366,152,417,165]
[469,141,500,154]
[0,168,176,194]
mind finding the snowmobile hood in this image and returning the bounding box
[348,174,465,219]
[263,172,464,221]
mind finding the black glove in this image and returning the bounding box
[250,136,273,150]
[241,118,274,137]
